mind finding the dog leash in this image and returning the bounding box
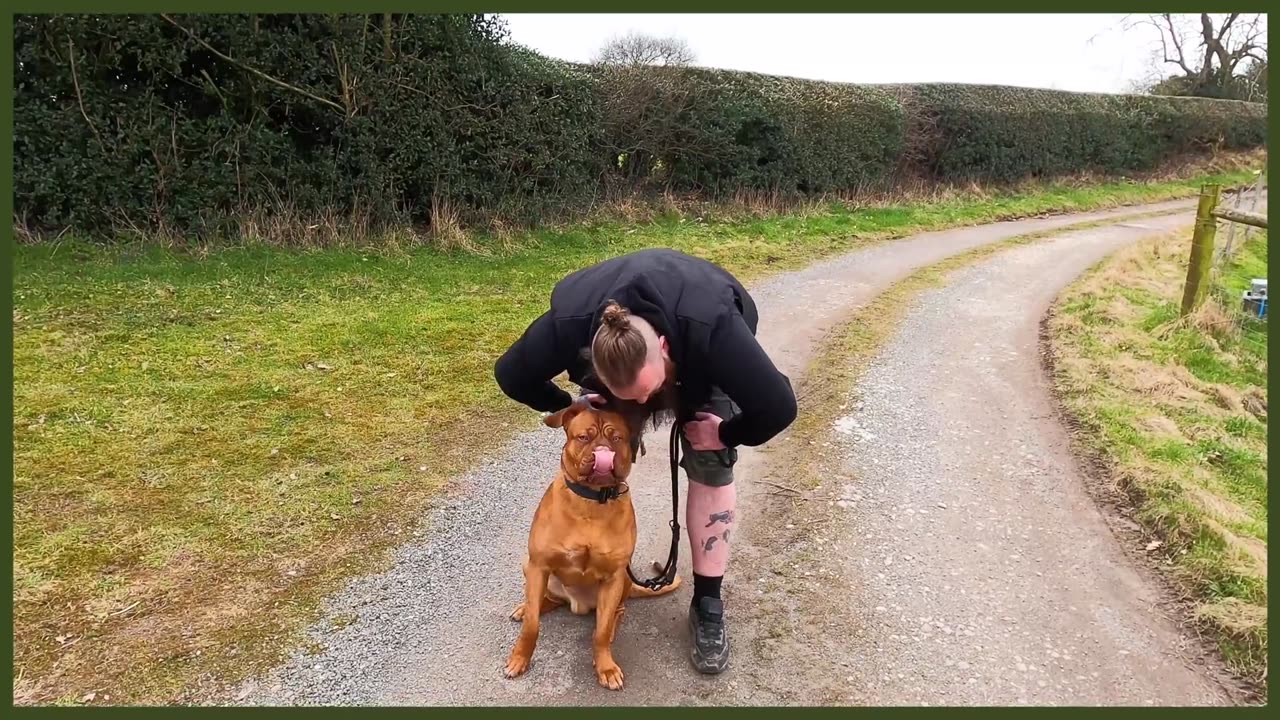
[626,421,682,591]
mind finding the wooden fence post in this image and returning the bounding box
[1180,184,1222,317]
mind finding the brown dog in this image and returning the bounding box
[504,400,682,690]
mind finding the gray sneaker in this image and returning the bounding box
[688,596,729,674]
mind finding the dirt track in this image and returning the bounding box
[232,198,1252,706]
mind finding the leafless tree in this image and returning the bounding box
[1123,13,1267,99]
[594,31,696,67]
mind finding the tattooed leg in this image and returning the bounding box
[687,481,735,577]
[705,510,733,527]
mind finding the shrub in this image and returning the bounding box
[13,14,1269,242]
[893,84,1267,182]
[14,14,603,238]
[590,66,905,194]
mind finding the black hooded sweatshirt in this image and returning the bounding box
[493,248,797,448]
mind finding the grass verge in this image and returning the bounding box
[10,156,1262,704]
[1045,228,1268,687]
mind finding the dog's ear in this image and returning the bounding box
[544,401,586,430]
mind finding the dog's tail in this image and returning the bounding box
[627,561,683,599]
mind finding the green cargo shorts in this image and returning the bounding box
[678,386,739,488]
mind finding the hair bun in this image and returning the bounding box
[601,301,631,331]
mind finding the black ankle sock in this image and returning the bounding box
[693,573,722,603]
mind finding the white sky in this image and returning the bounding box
[499,13,1174,94]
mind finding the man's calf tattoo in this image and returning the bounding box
[704,510,734,528]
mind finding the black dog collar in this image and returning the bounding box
[564,478,629,504]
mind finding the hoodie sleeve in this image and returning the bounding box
[493,310,577,413]
[705,311,798,448]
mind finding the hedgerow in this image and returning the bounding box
[13,14,1269,242]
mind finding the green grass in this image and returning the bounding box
[10,160,1261,704]
[1048,224,1268,686]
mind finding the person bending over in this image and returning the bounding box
[494,248,797,675]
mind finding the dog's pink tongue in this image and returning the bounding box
[591,447,615,476]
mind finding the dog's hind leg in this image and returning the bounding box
[509,556,567,620]
[509,593,564,621]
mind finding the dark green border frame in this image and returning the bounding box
[3,2,1274,715]
[4,2,1277,13]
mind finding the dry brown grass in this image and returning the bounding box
[1047,226,1268,684]
[427,192,476,253]
[1138,414,1187,441]
[1242,387,1267,420]
[1197,598,1268,650]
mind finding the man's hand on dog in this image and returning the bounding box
[576,393,607,409]
[683,411,727,451]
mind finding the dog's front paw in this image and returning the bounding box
[509,602,526,621]
[595,660,624,690]
[504,651,532,679]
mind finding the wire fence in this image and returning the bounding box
[1211,169,1268,275]
[1182,169,1268,333]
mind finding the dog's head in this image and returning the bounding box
[544,402,636,486]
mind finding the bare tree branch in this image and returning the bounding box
[1160,14,1194,76]
[331,41,357,117]
[65,36,108,155]
[1132,13,1267,97]
[160,13,348,115]
[1215,12,1238,44]
[1199,13,1223,82]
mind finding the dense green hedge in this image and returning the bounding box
[589,66,906,194]
[892,84,1268,182]
[13,14,1269,241]
[15,14,603,236]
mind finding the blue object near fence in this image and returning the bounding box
[1242,292,1267,319]
[1242,278,1268,319]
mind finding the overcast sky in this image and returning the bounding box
[500,13,1173,94]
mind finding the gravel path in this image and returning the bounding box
[822,212,1250,705]
[229,198,1246,706]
